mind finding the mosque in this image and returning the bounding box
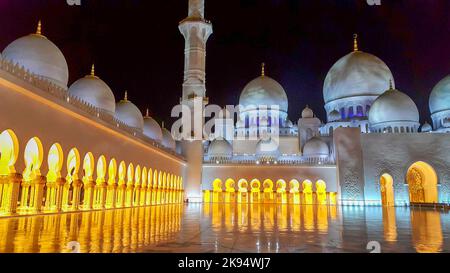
[0,0,450,218]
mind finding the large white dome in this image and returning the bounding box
[208,138,232,159]
[143,109,162,142]
[115,93,144,131]
[369,86,419,126]
[2,23,69,88]
[239,75,288,113]
[161,127,176,151]
[68,66,116,114]
[429,75,450,115]
[303,137,329,157]
[323,51,394,104]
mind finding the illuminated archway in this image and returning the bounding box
[118,161,126,184]
[0,130,19,214]
[276,179,286,193]
[115,161,127,208]
[212,178,223,192]
[289,179,300,204]
[108,159,117,185]
[237,179,248,203]
[316,180,327,205]
[47,143,63,183]
[146,168,153,206]
[23,137,44,181]
[93,155,107,209]
[263,179,274,193]
[302,179,313,205]
[407,161,438,203]
[276,179,287,204]
[44,143,64,212]
[81,152,95,209]
[96,156,107,183]
[19,137,44,213]
[82,153,95,181]
[133,165,141,206]
[62,148,80,211]
[139,167,147,206]
[0,129,19,175]
[250,179,261,203]
[289,179,300,193]
[125,163,134,207]
[380,173,394,206]
[127,163,134,185]
[105,158,117,208]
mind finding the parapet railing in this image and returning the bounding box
[0,58,184,160]
[204,157,336,166]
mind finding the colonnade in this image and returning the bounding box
[204,178,337,205]
[0,129,184,216]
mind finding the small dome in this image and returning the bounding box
[329,110,341,122]
[239,69,288,113]
[429,75,450,115]
[115,92,144,131]
[161,126,176,150]
[303,137,329,157]
[2,22,69,88]
[208,138,232,159]
[323,51,394,104]
[421,122,432,133]
[369,86,419,126]
[256,138,280,158]
[143,109,162,142]
[301,106,314,118]
[68,65,115,114]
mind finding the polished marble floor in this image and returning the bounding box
[0,203,448,253]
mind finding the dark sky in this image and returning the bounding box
[0,0,449,125]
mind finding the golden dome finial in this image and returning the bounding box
[162,121,165,128]
[36,20,42,36]
[90,64,95,77]
[261,62,265,77]
[353,33,359,52]
[145,108,150,117]
[124,91,128,101]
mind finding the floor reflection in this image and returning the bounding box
[0,205,183,253]
[0,203,448,253]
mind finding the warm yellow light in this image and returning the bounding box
[0,129,19,175]
[47,143,63,182]
[23,137,43,181]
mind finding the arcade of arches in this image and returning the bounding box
[204,178,337,205]
[380,161,439,206]
[0,129,184,216]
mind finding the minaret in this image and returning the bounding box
[179,0,213,136]
[178,0,213,203]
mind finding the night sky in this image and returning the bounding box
[0,0,449,126]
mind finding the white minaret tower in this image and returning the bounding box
[179,0,213,129]
[179,0,213,202]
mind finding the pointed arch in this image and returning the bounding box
[47,143,63,182]
[108,158,117,185]
[23,137,44,181]
[82,152,95,181]
[66,148,80,181]
[96,155,107,183]
[0,129,19,175]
